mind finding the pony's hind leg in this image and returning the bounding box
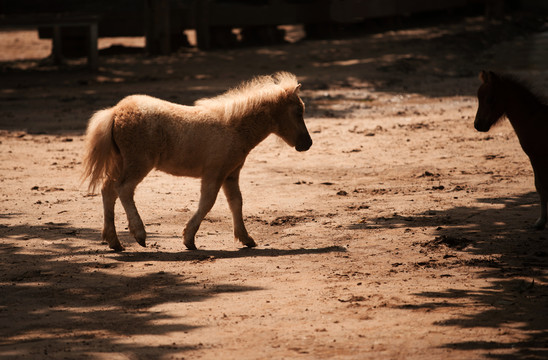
[102,179,124,251]
[116,167,150,247]
[222,168,256,248]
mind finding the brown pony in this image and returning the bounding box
[475,70,548,229]
[83,72,312,251]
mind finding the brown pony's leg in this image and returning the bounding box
[533,169,547,230]
[183,177,223,250]
[222,167,256,248]
[102,179,124,251]
[116,167,150,247]
[536,196,548,230]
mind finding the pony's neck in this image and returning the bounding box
[503,79,545,130]
[232,104,277,152]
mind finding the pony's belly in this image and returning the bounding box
[156,163,202,178]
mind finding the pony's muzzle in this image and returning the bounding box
[474,117,490,132]
[295,133,313,152]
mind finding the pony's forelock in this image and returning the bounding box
[195,72,299,122]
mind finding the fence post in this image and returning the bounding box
[145,0,171,55]
[196,0,211,50]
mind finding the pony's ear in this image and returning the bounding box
[479,70,489,83]
[286,83,301,96]
[480,70,498,84]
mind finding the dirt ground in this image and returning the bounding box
[1,13,548,360]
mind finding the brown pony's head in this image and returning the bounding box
[276,83,312,152]
[474,70,506,132]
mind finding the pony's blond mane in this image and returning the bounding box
[195,72,299,122]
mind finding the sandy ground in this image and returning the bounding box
[1,14,548,359]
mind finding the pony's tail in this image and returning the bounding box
[82,108,119,193]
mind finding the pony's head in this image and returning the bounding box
[474,70,506,132]
[195,72,312,151]
[273,74,312,152]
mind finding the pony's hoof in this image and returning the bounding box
[184,242,197,250]
[135,237,146,247]
[132,229,147,247]
[239,237,257,248]
[110,243,125,252]
[183,229,197,250]
[533,218,546,230]
[245,240,257,248]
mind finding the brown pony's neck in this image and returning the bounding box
[500,76,546,128]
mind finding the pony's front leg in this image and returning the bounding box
[222,168,256,248]
[102,179,124,251]
[534,197,547,230]
[183,177,223,250]
[533,169,547,230]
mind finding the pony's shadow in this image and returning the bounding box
[112,245,347,263]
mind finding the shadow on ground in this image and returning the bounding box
[0,219,345,358]
[0,240,216,357]
[351,191,548,359]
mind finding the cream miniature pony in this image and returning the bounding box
[83,72,312,251]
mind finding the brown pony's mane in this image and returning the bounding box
[497,72,547,107]
[195,72,298,122]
